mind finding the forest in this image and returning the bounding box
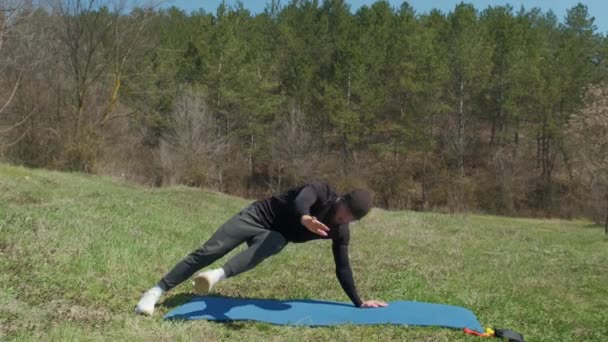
[1,0,607,227]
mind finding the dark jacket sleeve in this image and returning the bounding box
[332,224,363,307]
[293,182,326,217]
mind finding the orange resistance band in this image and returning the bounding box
[464,327,495,338]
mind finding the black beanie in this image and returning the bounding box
[342,189,372,219]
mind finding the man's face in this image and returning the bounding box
[332,201,355,225]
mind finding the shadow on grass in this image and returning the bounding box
[160,294,292,331]
[158,293,260,331]
[160,292,295,309]
[160,292,197,309]
[160,294,356,330]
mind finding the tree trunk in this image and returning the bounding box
[536,130,541,169]
[249,133,254,175]
[490,118,496,145]
[422,151,427,209]
[74,87,85,143]
[491,69,505,145]
[605,194,608,235]
[341,72,352,176]
[342,133,349,176]
[457,78,465,179]
[499,70,504,143]
[218,171,223,192]
[100,72,121,127]
[604,210,607,235]
[216,59,223,139]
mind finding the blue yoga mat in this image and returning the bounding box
[163,296,484,332]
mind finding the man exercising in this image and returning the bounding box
[135,181,388,315]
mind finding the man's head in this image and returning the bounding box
[332,189,372,225]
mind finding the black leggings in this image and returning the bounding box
[157,206,287,292]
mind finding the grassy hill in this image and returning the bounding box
[1,163,606,341]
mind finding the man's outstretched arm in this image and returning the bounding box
[332,226,388,308]
[332,238,364,307]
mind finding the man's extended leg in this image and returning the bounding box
[156,218,245,292]
[192,210,287,293]
[135,206,286,315]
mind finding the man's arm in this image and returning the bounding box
[296,182,331,237]
[332,226,364,307]
[294,184,318,218]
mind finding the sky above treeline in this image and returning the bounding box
[164,0,608,34]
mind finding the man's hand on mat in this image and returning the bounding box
[360,300,389,308]
[301,215,330,237]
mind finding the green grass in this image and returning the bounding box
[1,163,607,341]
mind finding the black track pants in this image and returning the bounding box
[157,206,287,292]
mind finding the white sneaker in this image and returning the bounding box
[192,268,226,294]
[135,287,163,316]
[192,272,213,294]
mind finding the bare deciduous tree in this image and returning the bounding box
[157,87,230,188]
[50,0,156,170]
[567,84,608,233]
[0,0,31,148]
[268,103,318,194]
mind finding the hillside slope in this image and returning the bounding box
[1,164,606,341]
